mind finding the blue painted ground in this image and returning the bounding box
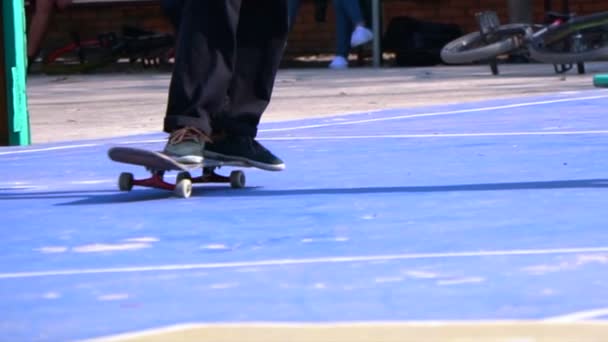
[1,90,608,341]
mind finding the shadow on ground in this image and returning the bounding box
[0,179,605,205]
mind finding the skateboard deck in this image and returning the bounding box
[108,146,251,198]
[108,146,250,171]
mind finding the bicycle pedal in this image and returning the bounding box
[476,11,501,35]
[554,63,573,74]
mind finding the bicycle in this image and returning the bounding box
[41,26,175,74]
[440,9,608,75]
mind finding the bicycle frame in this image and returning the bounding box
[531,12,608,46]
[526,11,608,65]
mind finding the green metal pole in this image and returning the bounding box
[371,0,381,68]
[3,0,30,146]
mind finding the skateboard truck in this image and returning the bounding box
[118,167,246,198]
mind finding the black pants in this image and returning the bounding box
[164,0,288,138]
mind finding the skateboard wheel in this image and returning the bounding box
[230,170,246,189]
[176,171,192,184]
[174,179,193,198]
[118,172,134,191]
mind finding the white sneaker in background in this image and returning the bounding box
[350,25,373,47]
[328,56,349,69]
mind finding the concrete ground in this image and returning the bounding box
[26,62,608,144]
[14,62,608,341]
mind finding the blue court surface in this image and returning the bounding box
[2,90,608,341]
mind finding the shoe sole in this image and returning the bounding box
[167,154,204,165]
[203,151,285,172]
[351,37,372,47]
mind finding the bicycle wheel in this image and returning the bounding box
[42,39,119,74]
[529,11,608,64]
[441,23,529,64]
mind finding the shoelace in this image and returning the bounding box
[168,127,211,145]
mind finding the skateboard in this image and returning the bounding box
[108,146,251,198]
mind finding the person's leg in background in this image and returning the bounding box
[329,0,373,69]
[329,0,351,69]
[27,0,72,66]
[203,0,288,171]
[340,0,373,47]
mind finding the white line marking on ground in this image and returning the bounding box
[1,93,606,156]
[71,180,113,185]
[545,308,608,322]
[0,144,98,155]
[260,94,608,132]
[72,243,152,253]
[35,246,68,254]
[1,247,607,280]
[120,139,166,145]
[42,292,61,300]
[259,130,608,140]
[4,130,605,157]
[97,293,130,301]
[436,277,485,286]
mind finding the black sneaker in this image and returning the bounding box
[204,136,285,171]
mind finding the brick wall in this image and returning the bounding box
[38,0,608,60]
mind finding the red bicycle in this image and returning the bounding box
[41,26,175,74]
